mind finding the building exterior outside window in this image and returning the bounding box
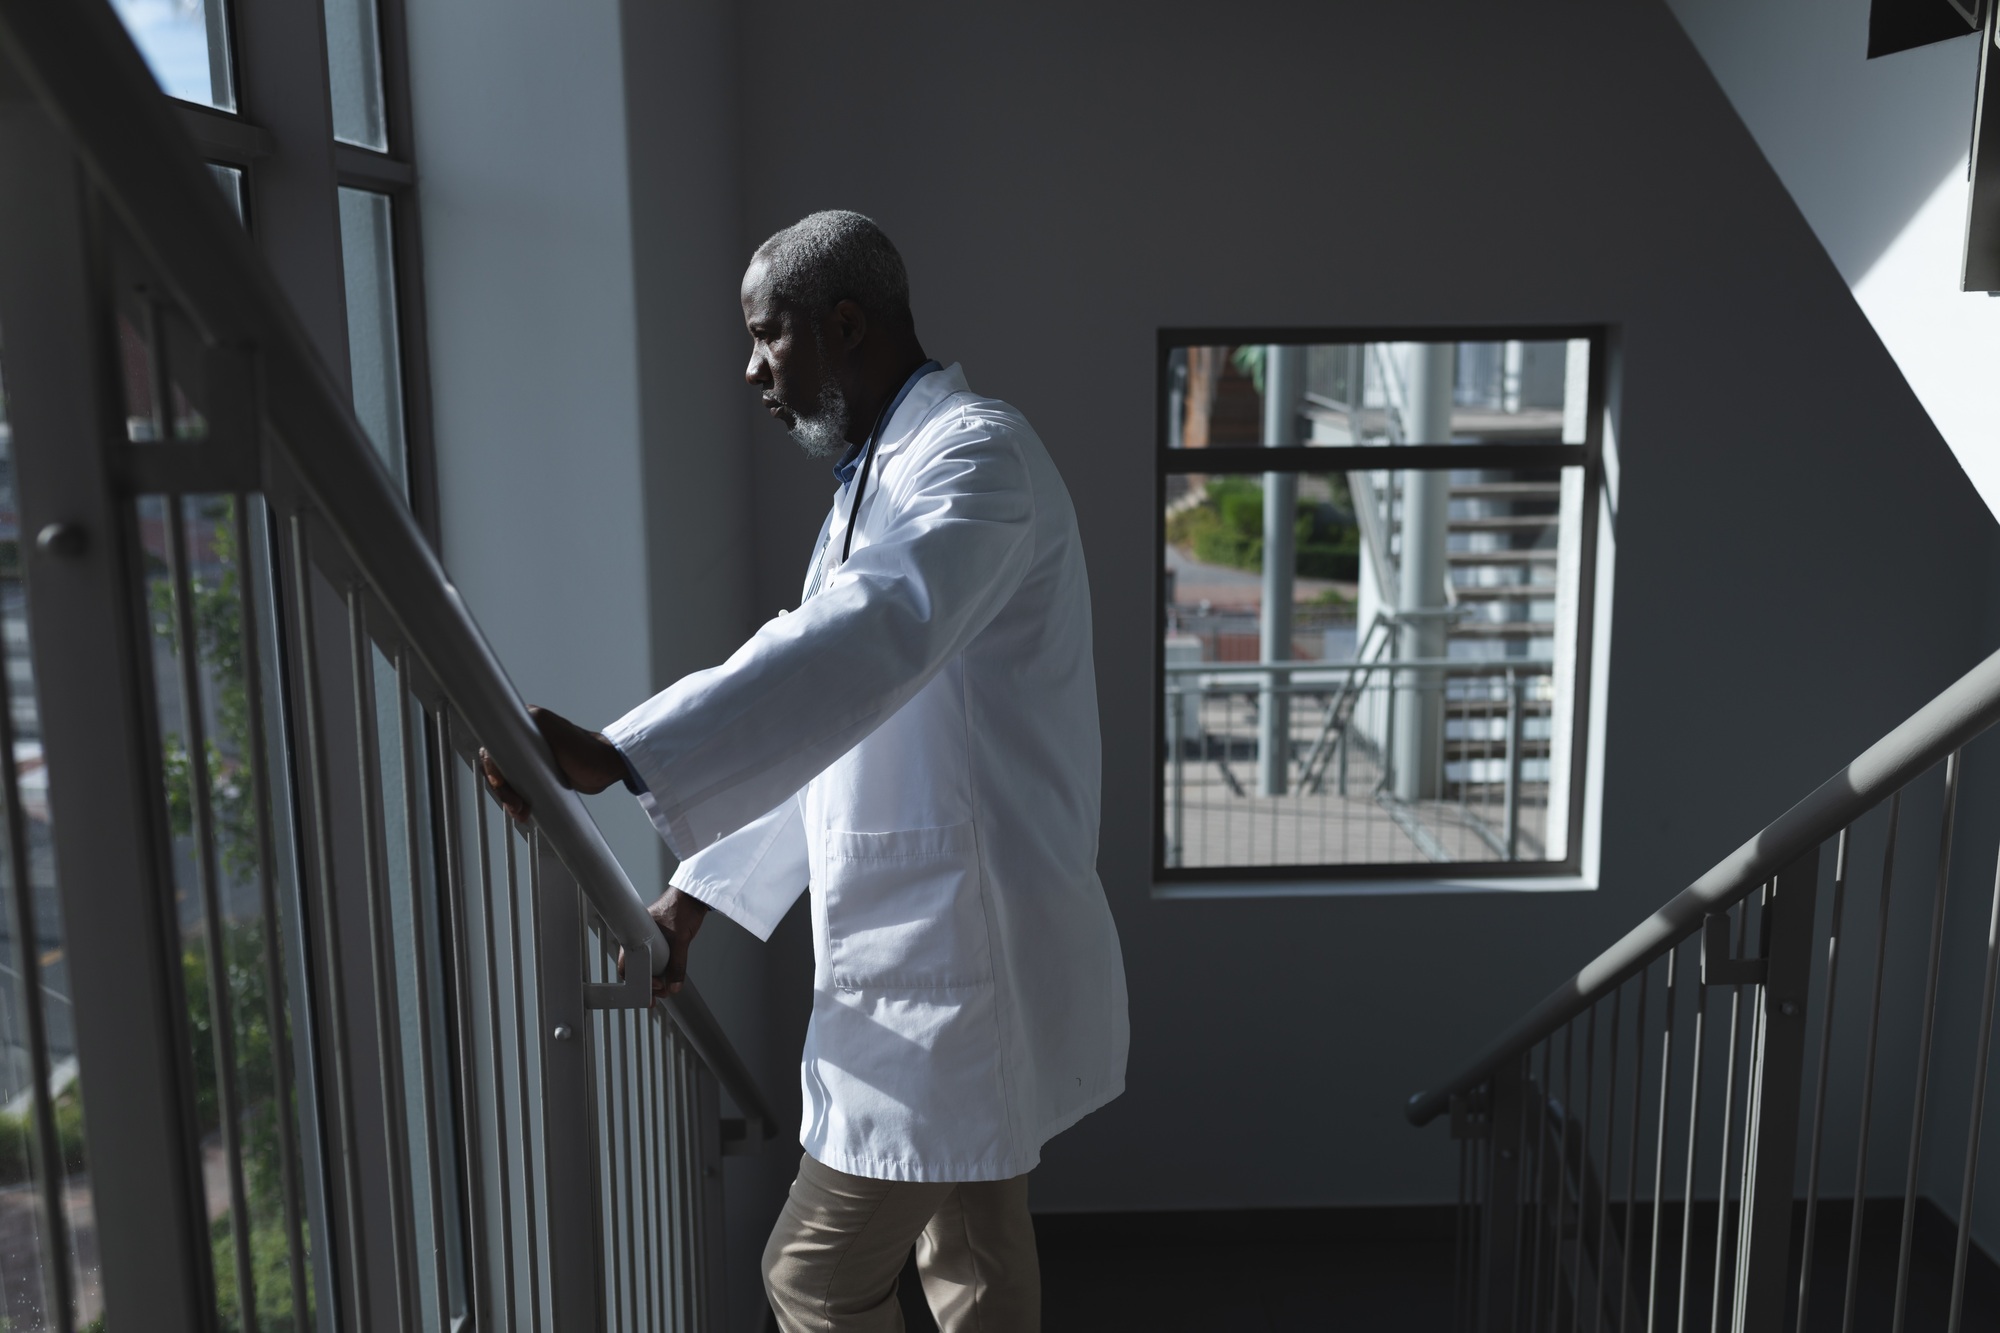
[1158,328,1606,884]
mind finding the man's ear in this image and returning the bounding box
[833,298,869,351]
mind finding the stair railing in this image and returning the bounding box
[0,4,774,1331]
[1409,646,2000,1332]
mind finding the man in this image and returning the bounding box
[482,211,1127,1331]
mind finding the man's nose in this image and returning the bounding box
[744,350,769,387]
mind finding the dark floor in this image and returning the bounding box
[898,1207,1457,1332]
[863,1198,2000,1332]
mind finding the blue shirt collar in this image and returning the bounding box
[834,359,943,485]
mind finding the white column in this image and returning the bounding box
[1257,345,1304,797]
[1393,342,1454,800]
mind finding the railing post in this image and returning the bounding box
[535,839,605,1332]
[1482,1063,1525,1332]
[1732,848,1821,1332]
[0,91,213,1332]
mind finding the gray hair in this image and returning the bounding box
[753,210,912,328]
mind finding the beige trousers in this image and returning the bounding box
[762,1153,1040,1332]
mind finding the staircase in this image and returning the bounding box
[1410,649,2000,1331]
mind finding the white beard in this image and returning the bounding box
[788,334,852,457]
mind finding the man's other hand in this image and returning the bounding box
[618,887,709,998]
[479,705,630,822]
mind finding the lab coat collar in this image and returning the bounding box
[873,362,967,460]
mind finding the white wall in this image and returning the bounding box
[1666,0,2000,515]
[405,0,771,1322]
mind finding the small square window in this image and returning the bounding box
[1158,329,1605,884]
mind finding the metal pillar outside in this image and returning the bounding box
[1394,342,1454,800]
[1257,345,1303,797]
[1731,848,1821,1332]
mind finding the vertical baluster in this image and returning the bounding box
[234,500,310,1333]
[436,727,490,1328]
[1647,947,1680,1333]
[668,1016,684,1320]
[166,497,260,1330]
[1552,1021,1576,1333]
[291,518,371,1329]
[348,591,419,1333]
[526,833,559,1329]
[1594,987,1623,1333]
[1675,952,1708,1333]
[474,789,517,1330]
[396,660,453,1328]
[1620,967,1650,1333]
[1794,826,1851,1333]
[1457,1131,1472,1333]
[644,1013,663,1332]
[0,493,73,1332]
[619,999,640,1328]
[1842,793,1900,1333]
[1945,841,2000,1333]
[1569,1005,1596,1333]
[1709,903,1748,1333]
[1530,1039,1552,1333]
[504,828,545,1327]
[1892,751,1961,1333]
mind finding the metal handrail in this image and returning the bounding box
[1407,642,2000,1126]
[0,0,778,1132]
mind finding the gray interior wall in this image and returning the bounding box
[723,0,2000,1215]
[616,0,776,1323]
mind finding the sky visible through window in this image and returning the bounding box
[111,0,229,110]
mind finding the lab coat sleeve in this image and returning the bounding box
[665,795,807,942]
[604,411,1037,857]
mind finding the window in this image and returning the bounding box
[1157,328,1606,884]
[100,1,460,1329]
[115,0,434,520]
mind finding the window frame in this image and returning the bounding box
[1153,323,1608,887]
[168,0,439,540]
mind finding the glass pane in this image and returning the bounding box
[337,189,409,490]
[1167,339,1591,447]
[324,0,389,150]
[110,0,236,112]
[117,293,212,446]
[0,340,102,1329]
[1161,465,1585,869]
[208,163,246,224]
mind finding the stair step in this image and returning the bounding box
[1451,584,1556,600]
[1448,549,1557,565]
[1451,481,1561,498]
[1451,515,1556,532]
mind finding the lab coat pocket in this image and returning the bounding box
[824,822,992,991]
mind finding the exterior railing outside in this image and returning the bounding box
[1408,647,2000,1332]
[1164,658,1555,868]
[0,4,774,1331]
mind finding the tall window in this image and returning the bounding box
[101,3,459,1331]
[113,0,432,514]
[1158,329,1605,883]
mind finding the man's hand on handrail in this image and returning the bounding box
[481,706,710,997]
[479,704,628,821]
[621,887,709,998]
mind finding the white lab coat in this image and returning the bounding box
[605,364,1128,1182]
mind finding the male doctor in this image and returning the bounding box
[482,211,1127,1332]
